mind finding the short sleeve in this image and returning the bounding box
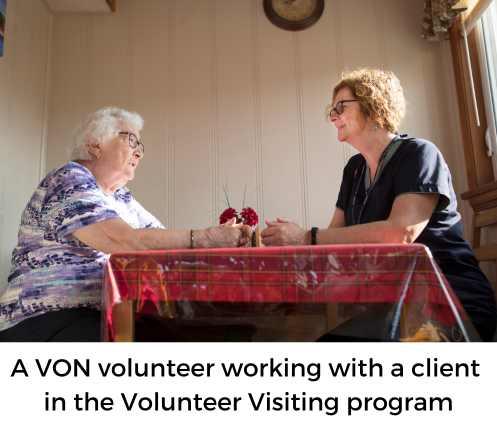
[113,187,165,229]
[393,140,451,210]
[129,198,165,229]
[43,164,120,238]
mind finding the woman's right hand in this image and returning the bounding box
[196,218,252,248]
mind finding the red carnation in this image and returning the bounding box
[219,207,239,224]
[240,207,258,227]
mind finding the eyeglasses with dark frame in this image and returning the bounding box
[326,99,360,119]
[118,131,144,155]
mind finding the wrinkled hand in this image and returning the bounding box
[261,217,307,246]
[198,218,253,248]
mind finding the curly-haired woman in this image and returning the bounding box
[262,68,497,341]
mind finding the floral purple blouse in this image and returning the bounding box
[0,161,164,331]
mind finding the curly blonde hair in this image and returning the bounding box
[332,69,406,133]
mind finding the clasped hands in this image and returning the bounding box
[260,218,308,246]
[199,217,307,248]
[198,218,252,248]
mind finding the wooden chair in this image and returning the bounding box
[461,181,497,276]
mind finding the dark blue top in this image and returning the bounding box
[336,136,497,340]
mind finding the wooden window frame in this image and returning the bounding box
[450,18,494,190]
[450,3,497,261]
[106,0,116,13]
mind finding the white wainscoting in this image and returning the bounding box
[45,0,465,232]
[0,0,52,288]
[0,0,470,287]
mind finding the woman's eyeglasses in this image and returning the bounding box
[326,99,360,119]
[118,131,144,155]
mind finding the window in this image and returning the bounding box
[479,1,497,173]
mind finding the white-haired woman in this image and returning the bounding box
[0,107,250,341]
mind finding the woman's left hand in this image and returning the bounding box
[261,218,308,246]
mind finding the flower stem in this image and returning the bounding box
[242,184,247,208]
[223,184,231,208]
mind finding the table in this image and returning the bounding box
[102,244,477,342]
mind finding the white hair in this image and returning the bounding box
[70,107,144,160]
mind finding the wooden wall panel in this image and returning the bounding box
[89,8,131,109]
[298,0,343,228]
[46,16,91,170]
[127,0,170,225]
[38,0,467,247]
[0,0,478,285]
[338,0,386,69]
[171,0,215,229]
[215,0,258,221]
[0,0,52,287]
[257,7,303,224]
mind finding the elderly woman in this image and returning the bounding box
[262,68,497,341]
[0,107,250,341]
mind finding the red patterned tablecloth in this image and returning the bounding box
[103,244,474,342]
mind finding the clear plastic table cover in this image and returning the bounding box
[102,244,477,342]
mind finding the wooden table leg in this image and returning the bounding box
[112,300,135,342]
[326,304,339,330]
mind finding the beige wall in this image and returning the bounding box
[45,0,466,230]
[0,0,52,287]
[0,0,474,285]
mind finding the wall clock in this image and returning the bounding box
[263,0,325,32]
